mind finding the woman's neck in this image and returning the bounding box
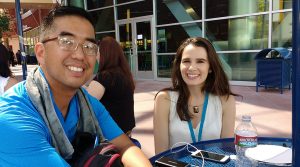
[188,85,203,97]
[188,86,205,111]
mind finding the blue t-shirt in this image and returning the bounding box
[0,81,123,166]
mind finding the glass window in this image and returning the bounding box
[157,22,202,53]
[90,8,115,32]
[219,52,257,81]
[156,52,256,81]
[68,0,84,8]
[87,0,113,10]
[157,0,202,25]
[136,21,151,51]
[206,15,269,51]
[157,54,175,78]
[273,0,292,10]
[272,12,292,48]
[116,0,141,4]
[117,1,153,19]
[96,32,115,41]
[118,24,132,48]
[206,0,269,19]
[118,23,132,65]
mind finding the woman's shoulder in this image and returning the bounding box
[156,90,180,108]
[156,90,178,99]
[156,90,176,104]
[0,76,19,93]
[156,90,169,100]
[0,76,9,83]
[6,77,19,88]
[218,94,236,108]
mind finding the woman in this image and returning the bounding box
[153,37,237,154]
[0,43,18,96]
[86,37,135,136]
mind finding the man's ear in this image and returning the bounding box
[35,43,46,65]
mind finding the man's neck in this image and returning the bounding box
[41,67,79,118]
[51,86,77,119]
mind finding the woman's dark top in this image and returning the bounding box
[95,72,135,133]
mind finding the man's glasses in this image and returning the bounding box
[42,35,99,56]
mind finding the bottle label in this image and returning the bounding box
[234,134,257,148]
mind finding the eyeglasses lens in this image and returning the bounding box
[58,36,98,56]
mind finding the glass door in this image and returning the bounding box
[135,21,152,79]
[118,23,134,73]
[117,17,153,79]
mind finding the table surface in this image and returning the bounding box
[150,137,292,167]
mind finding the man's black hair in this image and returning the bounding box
[40,6,94,40]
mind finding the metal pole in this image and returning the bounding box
[292,0,300,166]
[15,0,27,80]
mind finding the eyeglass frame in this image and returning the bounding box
[41,35,99,56]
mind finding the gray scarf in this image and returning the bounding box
[26,68,104,159]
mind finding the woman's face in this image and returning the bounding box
[180,44,210,87]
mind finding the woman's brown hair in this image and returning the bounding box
[97,37,135,92]
[0,43,13,78]
[158,37,237,121]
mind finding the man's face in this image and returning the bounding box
[36,16,97,91]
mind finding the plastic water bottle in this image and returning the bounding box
[235,115,258,167]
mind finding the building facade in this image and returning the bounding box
[1,0,56,58]
[68,0,292,85]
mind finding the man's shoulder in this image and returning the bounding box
[2,81,28,101]
[0,91,45,133]
[0,83,46,138]
[0,81,41,118]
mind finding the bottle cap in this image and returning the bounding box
[242,115,251,122]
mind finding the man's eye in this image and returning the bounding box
[60,38,74,45]
[84,43,97,49]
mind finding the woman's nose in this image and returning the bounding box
[188,63,197,71]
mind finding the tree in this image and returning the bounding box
[0,12,10,39]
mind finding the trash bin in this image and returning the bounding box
[255,48,291,94]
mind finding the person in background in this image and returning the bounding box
[85,36,136,136]
[0,6,151,166]
[8,46,16,66]
[0,43,18,96]
[153,37,237,154]
[16,50,21,65]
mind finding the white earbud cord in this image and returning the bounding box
[169,142,204,167]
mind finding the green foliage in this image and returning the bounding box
[0,14,10,38]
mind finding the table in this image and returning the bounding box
[150,137,292,166]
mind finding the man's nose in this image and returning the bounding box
[72,44,85,59]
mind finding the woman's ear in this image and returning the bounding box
[209,69,212,73]
[34,43,46,65]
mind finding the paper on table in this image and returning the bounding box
[245,144,291,165]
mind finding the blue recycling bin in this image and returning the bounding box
[255,48,292,94]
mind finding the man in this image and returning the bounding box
[0,6,151,166]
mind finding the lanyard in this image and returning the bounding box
[188,92,209,143]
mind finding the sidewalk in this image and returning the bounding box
[11,65,292,158]
[11,64,38,82]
